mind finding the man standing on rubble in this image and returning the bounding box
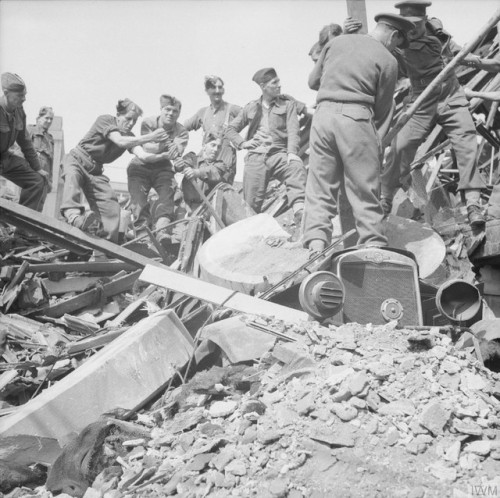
[226,68,307,225]
[0,73,48,217]
[303,14,416,256]
[184,76,241,185]
[28,106,55,192]
[127,94,188,241]
[371,0,486,227]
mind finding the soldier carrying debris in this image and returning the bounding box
[60,99,169,243]
[0,73,49,221]
[226,67,307,228]
[127,94,188,242]
[345,0,487,228]
[303,13,416,256]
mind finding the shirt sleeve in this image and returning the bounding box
[226,105,250,148]
[183,109,203,131]
[374,56,398,140]
[285,100,300,155]
[98,115,121,138]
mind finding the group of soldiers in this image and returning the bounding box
[0,0,497,255]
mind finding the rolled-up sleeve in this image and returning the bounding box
[226,105,250,148]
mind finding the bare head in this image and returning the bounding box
[37,106,54,131]
[116,98,143,133]
[204,75,225,105]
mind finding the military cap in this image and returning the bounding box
[1,72,26,92]
[252,68,278,85]
[394,0,432,17]
[374,13,417,48]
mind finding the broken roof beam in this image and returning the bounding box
[140,264,308,323]
[33,270,142,319]
[25,261,136,274]
[0,199,169,270]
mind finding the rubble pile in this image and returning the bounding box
[12,319,498,498]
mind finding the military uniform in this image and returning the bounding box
[303,30,400,247]
[226,94,306,214]
[180,152,231,211]
[27,123,54,189]
[61,114,133,243]
[127,117,188,232]
[380,0,485,225]
[0,94,46,212]
[184,101,241,184]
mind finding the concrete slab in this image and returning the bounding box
[0,310,194,443]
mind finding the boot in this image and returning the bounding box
[155,217,172,243]
[467,204,486,228]
[64,209,102,235]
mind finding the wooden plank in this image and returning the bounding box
[27,262,136,273]
[66,328,127,355]
[140,265,309,323]
[42,276,101,296]
[346,0,367,34]
[36,270,141,318]
[0,310,194,442]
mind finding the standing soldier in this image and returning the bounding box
[127,94,188,241]
[0,73,48,219]
[28,106,55,191]
[303,14,416,256]
[184,76,241,185]
[226,67,307,224]
[377,0,486,227]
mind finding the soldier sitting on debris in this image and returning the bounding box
[226,68,307,229]
[0,73,49,223]
[60,99,170,244]
[176,133,231,213]
[127,94,188,242]
[27,106,55,192]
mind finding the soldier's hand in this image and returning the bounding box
[184,167,199,180]
[461,55,480,68]
[287,153,302,165]
[344,17,362,34]
[463,88,474,100]
[241,139,258,150]
[38,169,50,182]
[173,158,187,172]
[150,129,169,142]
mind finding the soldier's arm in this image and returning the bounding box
[285,100,300,156]
[462,55,500,73]
[183,109,202,131]
[308,43,327,90]
[16,125,42,172]
[226,106,250,149]
[374,58,398,140]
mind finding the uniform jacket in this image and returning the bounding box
[0,96,41,171]
[226,96,300,155]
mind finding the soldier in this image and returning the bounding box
[226,67,307,224]
[308,23,343,63]
[377,0,486,227]
[61,99,168,243]
[179,133,231,213]
[127,94,188,240]
[28,106,54,191]
[303,14,416,256]
[0,73,48,216]
[184,76,241,185]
